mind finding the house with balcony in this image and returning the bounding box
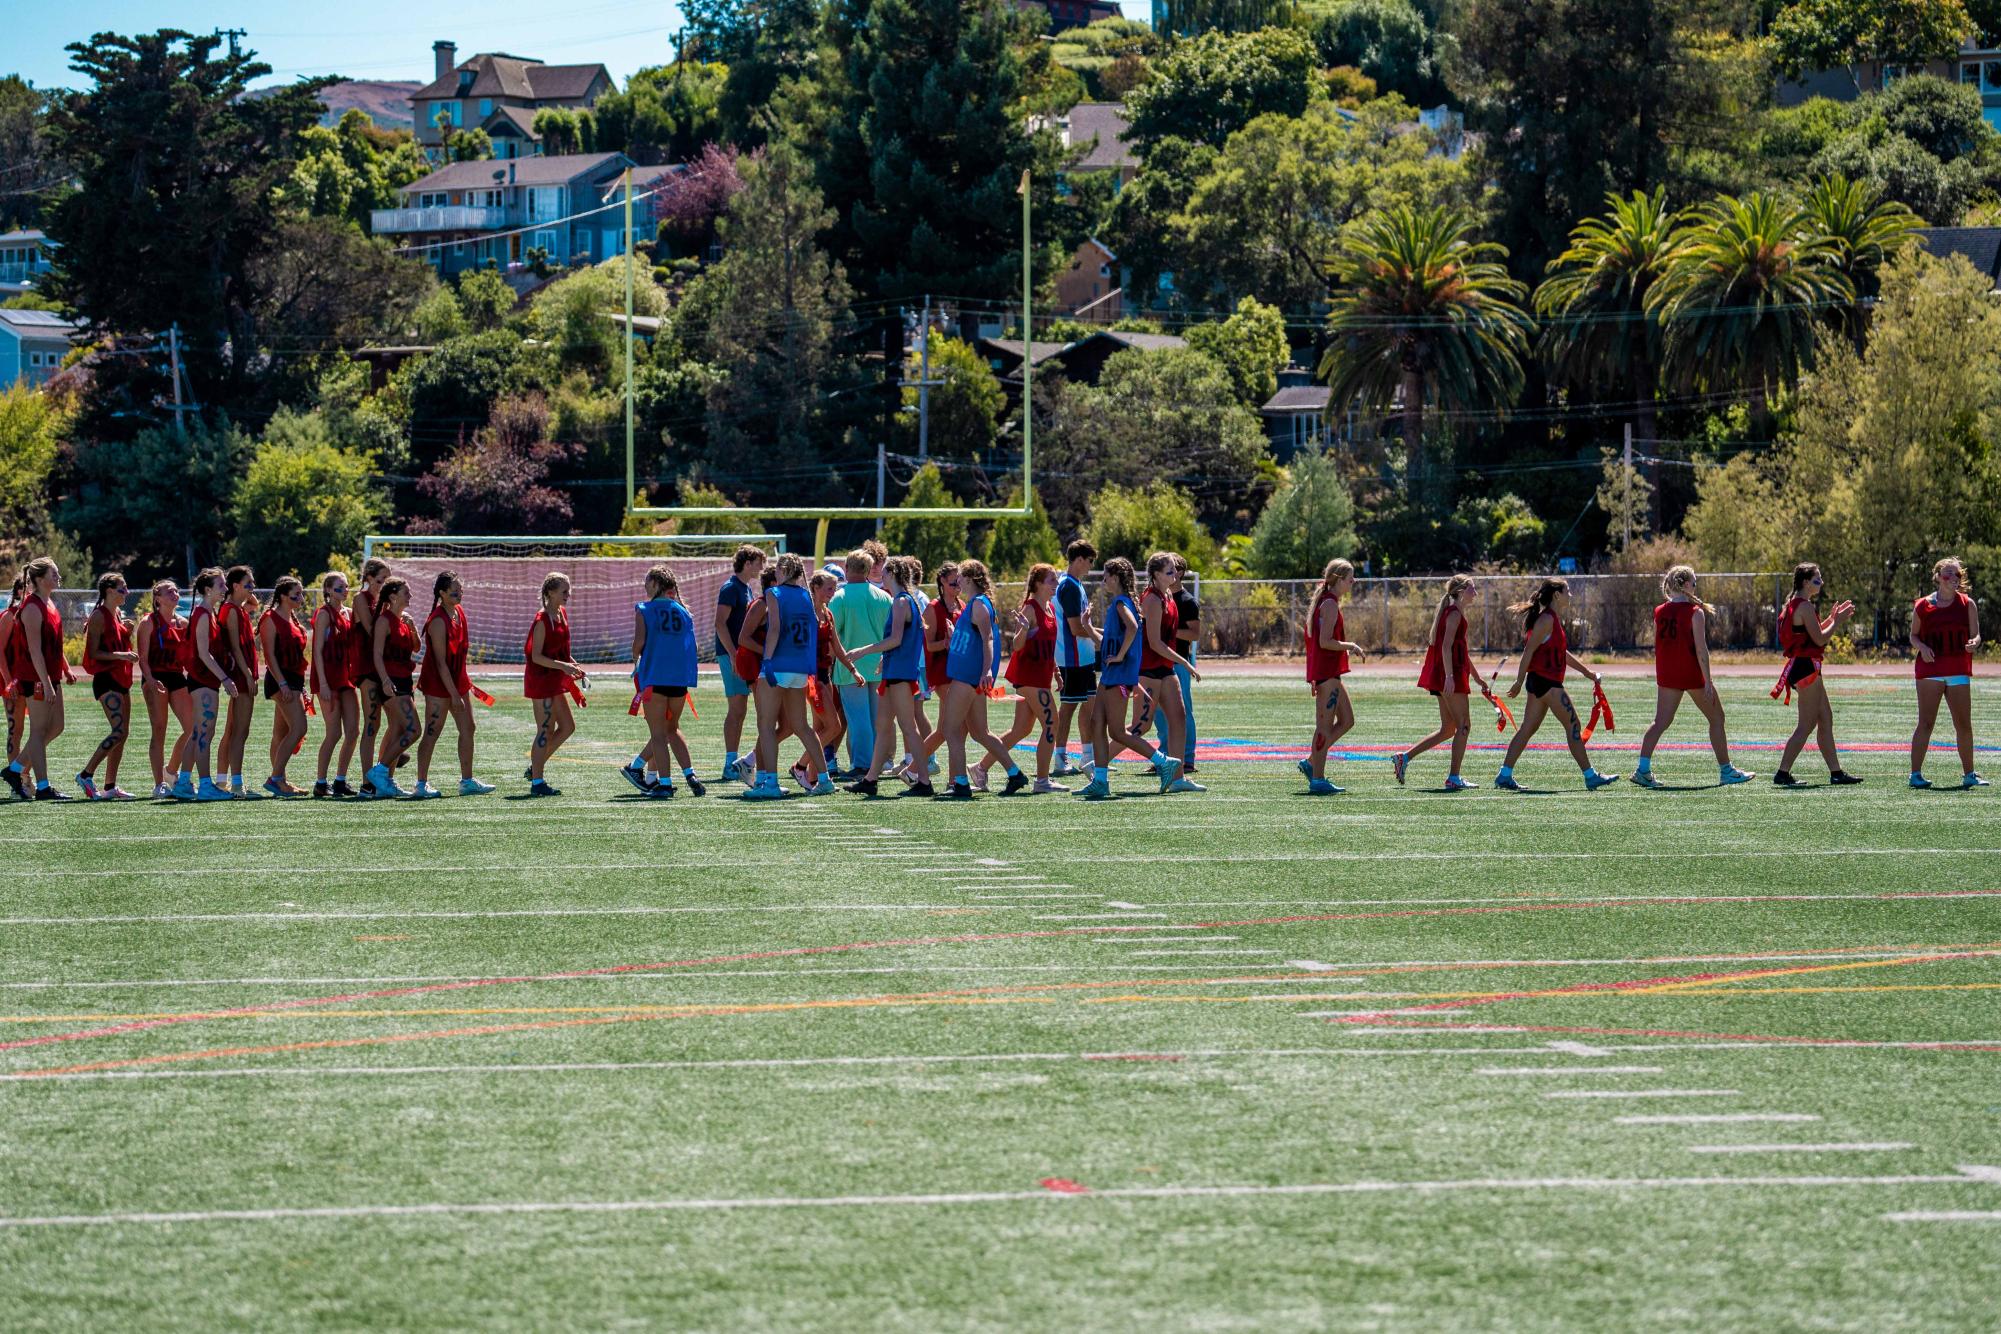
[372,152,633,277]
[1780,38,2001,129]
[412,42,612,159]
[0,308,83,388]
[0,230,56,296]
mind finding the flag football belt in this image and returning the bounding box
[1579,680,1615,742]
[1480,684,1516,733]
[1771,657,1818,705]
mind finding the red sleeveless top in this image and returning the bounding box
[187,605,225,690]
[82,605,133,688]
[1139,588,1179,673]
[147,610,187,677]
[1305,592,1348,683]
[1913,591,1973,679]
[314,605,353,691]
[1417,602,1469,694]
[262,609,308,684]
[524,608,572,699]
[218,600,257,683]
[1004,599,1057,689]
[1779,595,1823,662]
[1653,601,1704,691]
[419,604,471,696]
[378,613,418,679]
[1527,611,1567,681]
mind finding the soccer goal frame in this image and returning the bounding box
[360,533,788,563]
[614,170,1039,553]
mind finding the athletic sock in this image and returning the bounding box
[1497,765,1514,780]
[177,770,191,783]
[335,773,347,783]
[1584,767,1601,781]
[683,767,696,780]
[1093,765,1108,784]
[725,750,738,770]
[6,761,20,774]
[1005,764,1022,778]
[1912,770,1925,781]
[1635,756,1651,774]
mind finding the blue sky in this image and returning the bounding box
[14,1,1151,92]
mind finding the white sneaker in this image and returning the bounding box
[376,771,407,798]
[735,755,757,784]
[366,763,390,791]
[459,777,495,795]
[412,781,442,799]
[968,766,989,792]
[153,782,173,799]
[1033,777,1069,794]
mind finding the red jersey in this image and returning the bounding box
[815,608,836,677]
[1527,611,1567,681]
[732,596,766,684]
[82,605,134,689]
[1913,592,1974,679]
[145,610,187,678]
[1779,595,1823,662]
[186,605,226,690]
[1139,588,1180,673]
[1653,600,1705,692]
[1304,592,1349,683]
[419,604,471,697]
[13,592,65,687]
[925,599,957,690]
[0,609,19,685]
[261,608,308,685]
[1417,602,1470,694]
[1004,599,1058,690]
[219,599,258,685]
[378,613,418,680]
[523,608,572,699]
[314,605,353,691]
[345,588,377,682]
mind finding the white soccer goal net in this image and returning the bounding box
[360,534,788,664]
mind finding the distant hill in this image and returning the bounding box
[248,80,419,131]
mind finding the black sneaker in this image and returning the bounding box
[1,767,23,800]
[684,775,707,797]
[904,781,935,798]
[618,763,649,793]
[648,782,675,799]
[1002,771,1029,796]
[1830,770,1864,785]
[1772,771,1803,787]
[313,780,331,799]
[331,780,357,798]
[36,786,73,801]
[936,780,974,801]
[845,778,878,796]
[359,778,378,798]
[528,778,561,797]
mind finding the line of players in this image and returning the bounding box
[0,548,1984,800]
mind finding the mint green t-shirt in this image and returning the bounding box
[830,582,893,685]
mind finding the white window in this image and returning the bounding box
[528,187,562,221]
[533,230,557,253]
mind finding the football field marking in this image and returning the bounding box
[1618,1114,1821,1124]
[1547,1041,1616,1057]
[1884,1211,2001,1222]
[1477,1067,1664,1077]
[0,1172,1984,1229]
[1544,1090,1741,1100]
[1688,1143,1915,1155]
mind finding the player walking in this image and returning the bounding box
[1634,565,1754,789]
[1299,559,1364,795]
[1772,562,1860,788]
[1909,557,1985,789]
[1495,578,1620,792]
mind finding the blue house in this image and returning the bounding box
[0,308,84,387]
[371,152,633,277]
[0,230,56,297]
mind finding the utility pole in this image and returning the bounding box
[875,442,887,537]
[214,28,247,59]
[1019,171,1033,502]
[1622,422,1634,552]
[168,323,196,580]
[917,293,932,464]
[622,167,635,513]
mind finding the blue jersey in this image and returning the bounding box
[881,590,926,682]
[634,598,698,689]
[1055,572,1095,668]
[1099,594,1140,688]
[761,583,817,679]
[946,593,1001,686]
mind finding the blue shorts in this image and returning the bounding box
[719,655,753,699]
[1923,674,1973,688]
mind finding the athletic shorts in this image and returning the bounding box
[718,653,753,699]
[1525,671,1564,698]
[651,684,689,699]
[152,671,188,694]
[768,671,810,691]
[1139,665,1174,681]
[263,675,305,700]
[92,673,129,701]
[1921,674,1972,688]
[1058,665,1098,703]
[1785,658,1819,688]
[384,677,415,698]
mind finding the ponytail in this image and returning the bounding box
[1023,562,1057,606]
[1791,562,1822,596]
[1435,573,1475,619]
[430,569,458,610]
[1507,578,1568,635]
[959,559,992,596]
[1661,564,1713,615]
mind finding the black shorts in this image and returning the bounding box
[92,673,129,701]
[1139,665,1174,681]
[152,671,188,694]
[1786,657,1820,687]
[1058,665,1098,702]
[1525,671,1564,698]
[654,684,689,699]
[384,677,415,698]
[263,675,305,700]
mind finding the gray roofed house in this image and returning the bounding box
[1260,369,1336,460]
[0,229,55,295]
[1054,103,1137,185]
[1914,226,2001,290]
[411,41,613,157]
[0,307,84,388]
[373,152,634,277]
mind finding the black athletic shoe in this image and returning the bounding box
[903,780,935,798]
[1830,770,1864,785]
[331,780,357,798]
[359,778,378,799]
[845,778,878,796]
[1772,770,1803,787]
[936,780,975,801]
[528,778,561,797]
[1002,771,1030,796]
[1,767,24,801]
[35,786,73,801]
[684,776,707,797]
[313,780,331,799]
[648,782,675,799]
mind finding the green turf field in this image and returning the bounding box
[3,672,1999,1330]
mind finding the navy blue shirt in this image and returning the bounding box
[716,575,751,657]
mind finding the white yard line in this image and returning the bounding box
[1617,1114,1822,1125]
[1127,950,1278,957]
[1035,913,1168,921]
[0,1173,1981,1229]
[1543,1090,1741,1100]
[1546,1041,1616,1058]
[1885,1211,2001,1222]
[1477,1067,1665,1077]
[1688,1143,1915,1155]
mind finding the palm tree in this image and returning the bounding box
[1799,173,1921,345]
[1317,204,1534,489]
[1535,188,1680,450]
[1647,192,1852,428]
